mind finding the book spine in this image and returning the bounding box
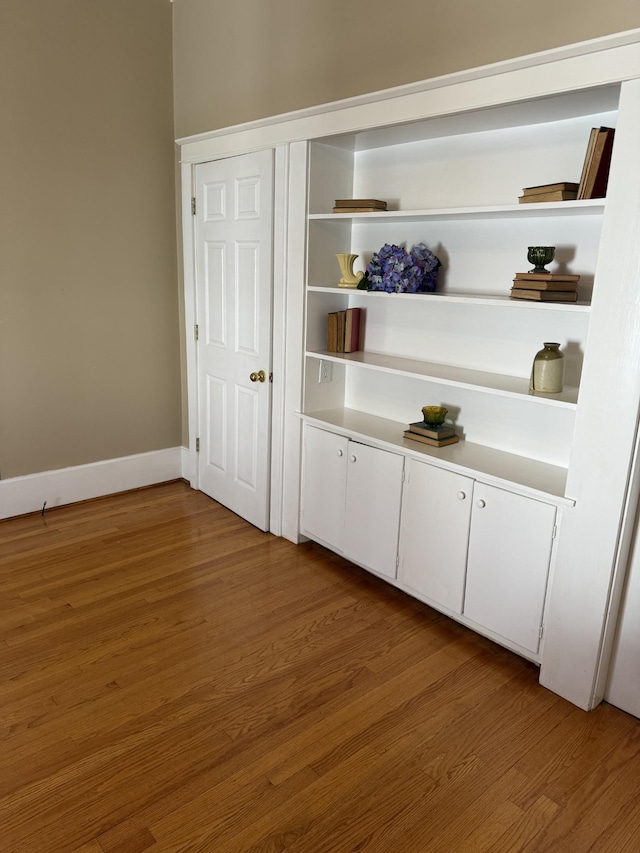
[333,207,387,214]
[407,423,456,439]
[403,431,460,447]
[522,182,579,195]
[510,289,578,302]
[512,280,578,291]
[343,308,361,353]
[327,312,338,352]
[578,127,600,199]
[336,311,346,353]
[513,274,580,282]
[518,191,578,203]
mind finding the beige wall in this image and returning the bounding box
[173,0,640,138]
[0,0,180,479]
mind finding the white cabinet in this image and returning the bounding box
[301,424,404,579]
[342,440,404,579]
[303,425,557,656]
[464,483,557,654]
[300,424,348,552]
[399,459,473,614]
[399,458,556,652]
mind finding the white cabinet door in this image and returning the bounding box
[300,425,348,551]
[464,484,556,654]
[399,459,473,613]
[300,426,404,578]
[344,441,404,579]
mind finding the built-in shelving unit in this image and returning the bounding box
[179,33,640,708]
[301,82,620,496]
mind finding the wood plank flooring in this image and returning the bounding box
[1,480,640,852]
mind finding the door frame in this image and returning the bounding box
[180,145,292,536]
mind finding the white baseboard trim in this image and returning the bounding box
[0,447,185,520]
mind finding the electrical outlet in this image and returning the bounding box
[318,360,333,383]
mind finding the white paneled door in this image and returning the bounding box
[194,151,274,530]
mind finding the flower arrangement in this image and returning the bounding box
[359,242,441,293]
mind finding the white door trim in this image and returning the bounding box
[268,145,289,536]
[181,159,199,488]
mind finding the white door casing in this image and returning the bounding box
[194,150,274,531]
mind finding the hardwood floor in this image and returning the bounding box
[1,482,640,852]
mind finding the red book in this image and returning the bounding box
[344,307,361,353]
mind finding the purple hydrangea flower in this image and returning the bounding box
[366,242,441,293]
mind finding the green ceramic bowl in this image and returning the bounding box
[422,405,448,426]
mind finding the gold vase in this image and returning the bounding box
[336,253,364,288]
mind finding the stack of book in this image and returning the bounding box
[327,307,361,353]
[518,182,579,203]
[332,199,387,214]
[510,273,580,302]
[578,126,615,199]
[403,421,459,447]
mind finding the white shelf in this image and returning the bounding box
[309,200,605,222]
[306,350,579,407]
[307,287,591,312]
[300,408,574,505]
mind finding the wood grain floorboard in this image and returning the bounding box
[1,481,640,852]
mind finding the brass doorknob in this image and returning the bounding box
[250,370,266,383]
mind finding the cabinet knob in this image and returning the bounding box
[457,491,466,500]
[476,499,486,508]
[350,454,357,463]
[337,449,343,457]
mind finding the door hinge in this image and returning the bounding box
[552,524,557,539]
[191,196,196,215]
[194,324,199,341]
[539,624,544,640]
[401,469,406,483]
[195,437,200,453]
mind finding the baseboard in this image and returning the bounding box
[0,447,184,520]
